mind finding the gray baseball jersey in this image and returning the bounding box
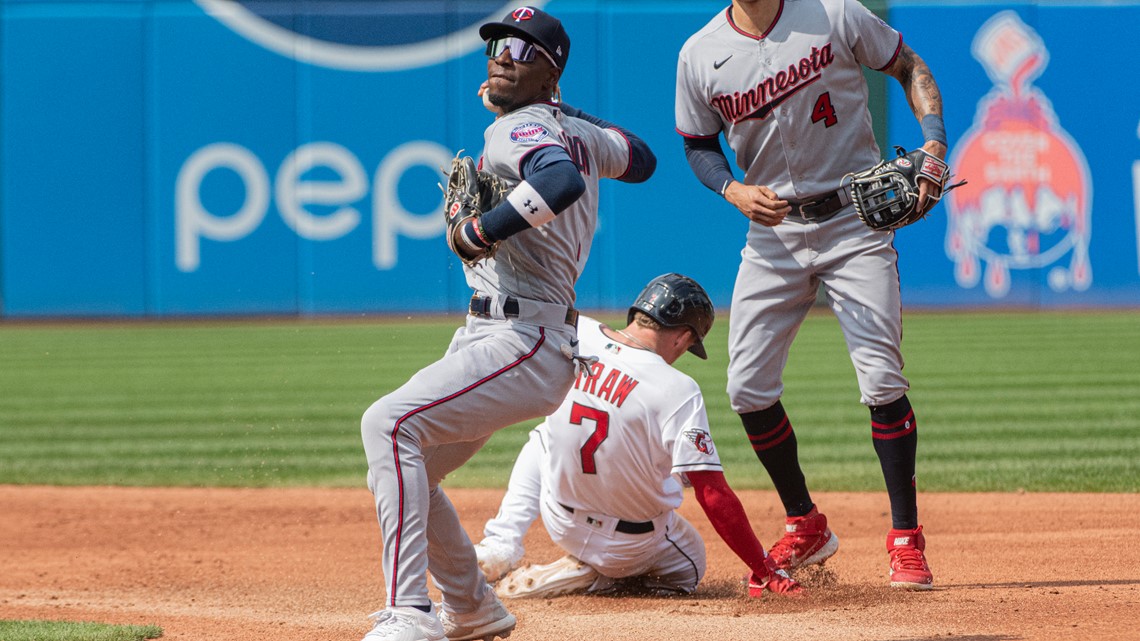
[472,102,634,307]
[674,0,911,412]
[361,103,641,615]
[676,0,901,200]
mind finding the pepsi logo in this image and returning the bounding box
[195,0,550,71]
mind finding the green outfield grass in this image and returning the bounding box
[1,311,1137,492]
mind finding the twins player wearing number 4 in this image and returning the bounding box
[359,6,656,641]
[676,0,951,589]
[474,274,801,600]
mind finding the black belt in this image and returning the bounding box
[559,502,654,535]
[788,189,847,223]
[469,295,579,326]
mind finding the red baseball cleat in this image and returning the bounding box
[886,525,934,590]
[767,505,839,571]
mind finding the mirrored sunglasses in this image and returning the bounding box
[485,36,557,66]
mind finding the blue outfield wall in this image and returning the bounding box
[2,0,1139,317]
[890,1,1140,307]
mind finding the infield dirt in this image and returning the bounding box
[2,486,1138,641]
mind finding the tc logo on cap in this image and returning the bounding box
[512,7,535,22]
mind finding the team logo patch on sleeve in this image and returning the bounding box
[510,122,550,143]
[683,429,715,455]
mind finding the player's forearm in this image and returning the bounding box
[682,136,736,196]
[888,44,943,120]
[887,44,947,153]
[475,159,585,243]
[689,471,770,576]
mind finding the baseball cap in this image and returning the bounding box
[479,6,570,70]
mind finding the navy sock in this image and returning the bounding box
[410,605,431,614]
[870,394,919,530]
[740,401,814,517]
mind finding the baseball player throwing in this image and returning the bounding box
[675,0,949,590]
[359,6,656,641]
[473,274,802,599]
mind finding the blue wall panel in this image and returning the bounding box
[1,2,149,315]
[149,2,301,314]
[890,1,1140,307]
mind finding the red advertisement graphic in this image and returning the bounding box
[946,12,1092,299]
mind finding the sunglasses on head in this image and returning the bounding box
[485,36,557,66]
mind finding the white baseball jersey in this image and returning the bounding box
[675,0,902,200]
[472,103,633,307]
[542,317,723,522]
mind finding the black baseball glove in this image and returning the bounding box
[442,153,509,265]
[844,146,964,231]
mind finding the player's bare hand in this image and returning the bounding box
[916,140,948,213]
[724,182,790,226]
[478,81,504,117]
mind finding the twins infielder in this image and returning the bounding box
[359,6,656,641]
[474,275,801,600]
[675,0,950,590]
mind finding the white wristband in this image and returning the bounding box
[507,180,556,227]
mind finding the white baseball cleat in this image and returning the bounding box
[361,606,445,641]
[494,555,600,599]
[474,539,525,583]
[438,588,517,641]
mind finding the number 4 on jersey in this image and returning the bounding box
[812,92,838,127]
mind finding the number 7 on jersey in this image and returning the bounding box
[568,402,609,474]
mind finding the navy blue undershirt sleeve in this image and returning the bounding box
[520,151,584,213]
[683,135,736,196]
[560,103,656,184]
[469,147,585,243]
